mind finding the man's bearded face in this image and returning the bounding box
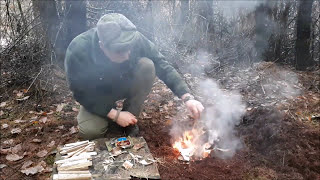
[99,41,131,63]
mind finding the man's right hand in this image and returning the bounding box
[116,111,137,127]
[108,109,138,127]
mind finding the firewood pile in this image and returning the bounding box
[53,140,96,180]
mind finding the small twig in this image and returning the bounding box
[287,109,297,121]
[0,14,41,54]
[177,16,191,46]
[50,3,72,64]
[26,67,43,93]
[282,151,285,166]
[261,83,266,95]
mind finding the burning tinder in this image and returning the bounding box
[173,128,212,161]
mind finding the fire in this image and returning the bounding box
[173,129,211,161]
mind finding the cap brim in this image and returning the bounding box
[108,31,138,52]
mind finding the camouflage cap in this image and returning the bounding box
[97,13,138,51]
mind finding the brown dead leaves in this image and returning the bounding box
[20,161,47,175]
[12,144,22,154]
[56,103,66,112]
[3,144,24,162]
[36,150,48,158]
[16,96,30,101]
[39,116,48,124]
[11,128,22,134]
[1,123,9,129]
[0,102,7,107]
[13,89,30,101]
[6,154,24,161]
[47,140,55,148]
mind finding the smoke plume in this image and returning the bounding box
[199,79,246,159]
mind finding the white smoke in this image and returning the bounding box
[261,69,302,100]
[199,79,246,159]
[215,0,262,18]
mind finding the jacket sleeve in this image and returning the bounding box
[64,40,112,118]
[138,33,190,97]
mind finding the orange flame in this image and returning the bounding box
[173,129,211,161]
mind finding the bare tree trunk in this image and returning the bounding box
[32,0,59,63]
[295,0,314,70]
[275,2,291,61]
[144,0,154,41]
[254,2,273,61]
[180,0,189,24]
[16,0,27,34]
[50,0,87,67]
[5,0,15,37]
[197,0,214,51]
[175,0,190,46]
[65,1,87,46]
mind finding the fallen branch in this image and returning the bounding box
[26,67,43,93]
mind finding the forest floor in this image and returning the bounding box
[0,62,319,180]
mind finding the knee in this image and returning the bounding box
[79,127,107,140]
[137,57,155,78]
[77,107,108,140]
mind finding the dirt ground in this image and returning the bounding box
[0,62,319,180]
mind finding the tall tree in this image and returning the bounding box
[197,0,214,51]
[143,0,154,41]
[254,2,273,61]
[65,1,87,46]
[180,0,189,24]
[32,0,87,66]
[275,2,291,61]
[32,0,59,45]
[295,0,314,70]
[175,0,189,45]
[32,0,59,63]
[54,0,87,66]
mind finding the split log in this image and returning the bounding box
[70,144,94,157]
[60,143,88,155]
[57,159,92,171]
[61,152,97,159]
[58,170,90,174]
[60,142,95,155]
[53,173,91,180]
[55,156,92,165]
[66,145,88,158]
[63,141,89,148]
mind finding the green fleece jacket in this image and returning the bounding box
[65,28,190,118]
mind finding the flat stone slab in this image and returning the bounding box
[53,137,160,180]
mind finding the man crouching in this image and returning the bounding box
[65,13,204,140]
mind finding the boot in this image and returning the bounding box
[125,124,140,137]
